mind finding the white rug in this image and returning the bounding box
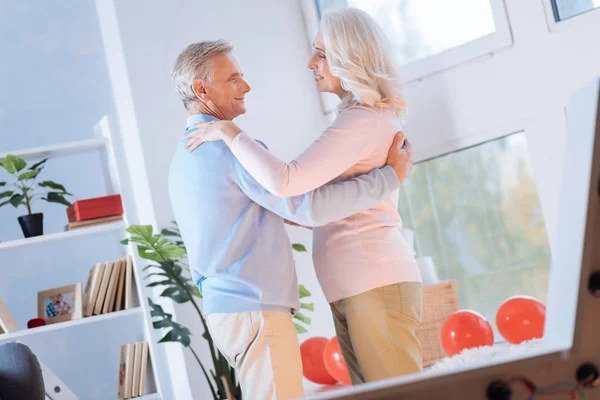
[430,339,544,370]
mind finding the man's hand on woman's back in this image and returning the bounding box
[386,131,413,184]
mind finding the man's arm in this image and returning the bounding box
[233,161,401,227]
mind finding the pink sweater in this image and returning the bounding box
[231,106,422,302]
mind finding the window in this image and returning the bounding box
[397,132,551,337]
[317,0,495,66]
[551,0,600,21]
[310,0,512,82]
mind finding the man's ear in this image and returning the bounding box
[191,79,208,101]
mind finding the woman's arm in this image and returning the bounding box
[187,107,378,197]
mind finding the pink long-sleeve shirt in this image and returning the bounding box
[230,105,422,302]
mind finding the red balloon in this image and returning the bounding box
[441,310,494,356]
[496,296,546,344]
[300,337,337,385]
[323,337,352,385]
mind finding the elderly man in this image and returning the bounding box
[168,40,412,399]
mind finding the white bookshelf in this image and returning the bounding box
[0,308,142,341]
[0,220,125,251]
[0,117,165,399]
[0,138,106,161]
[137,394,161,400]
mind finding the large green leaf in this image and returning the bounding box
[43,192,72,207]
[0,199,12,207]
[28,158,48,171]
[0,190,14,199]
[9,194,24,208]
[294,323,308,334]
[39,180,70,194]
[126,224,153,239]
[148,298,192,347]
[142,260,194,304]
[18,169,40,181]
[298,284,311,298]
[160,286,191,303]
[126,225,186,262]
[152,317,175,329]
[134,246,163,263]
[192,285,203,298]
[161,228,181,237]
[293,311,311,325]
[145,280,172,287]
[144,272,170,279]
[158,325,192,346]
[1,155,27,174]
[292,243,307,252]
[161,225,186,249]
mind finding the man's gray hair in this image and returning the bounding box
[172,39,233,107]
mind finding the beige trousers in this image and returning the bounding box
[330,282,423,384]
[206,311,304,400]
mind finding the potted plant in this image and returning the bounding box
[122,222,313,399]
[0,155,73,238]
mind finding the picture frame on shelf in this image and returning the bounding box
[0,298,18,333]
[38,283,83,325]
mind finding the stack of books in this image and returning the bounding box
[0,299,17,334]
[119,341,149,399]
[65,194,124,231]
[83,256,133,317]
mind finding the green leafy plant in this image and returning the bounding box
[0,155,72,214]
[287,243,314,334]
[122,223,313,400]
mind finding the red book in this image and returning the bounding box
[67,194,123,222]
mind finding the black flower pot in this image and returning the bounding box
[18,213,44,238]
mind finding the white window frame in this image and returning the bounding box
[411,118,530,164]
[542,0,600,32]
[300,0,514,115]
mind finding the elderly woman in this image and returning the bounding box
[186,8,423,384]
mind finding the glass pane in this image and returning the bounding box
[316,0,496,66]
[552,0,600,21]
[398,132,551,338]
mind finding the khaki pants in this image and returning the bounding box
[330,282,423,384]
[206,311,304,400]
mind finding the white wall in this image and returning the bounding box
[103,0,334,398]
[101,0,600,398]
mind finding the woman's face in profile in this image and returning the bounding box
[308,31,343,97]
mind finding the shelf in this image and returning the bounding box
[137,394,161,400]
[0,307,143,342]
[0,220,125,251]
[0,138,106,161]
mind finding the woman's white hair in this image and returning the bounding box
[172,39,233,108]
[320,8,407,116]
